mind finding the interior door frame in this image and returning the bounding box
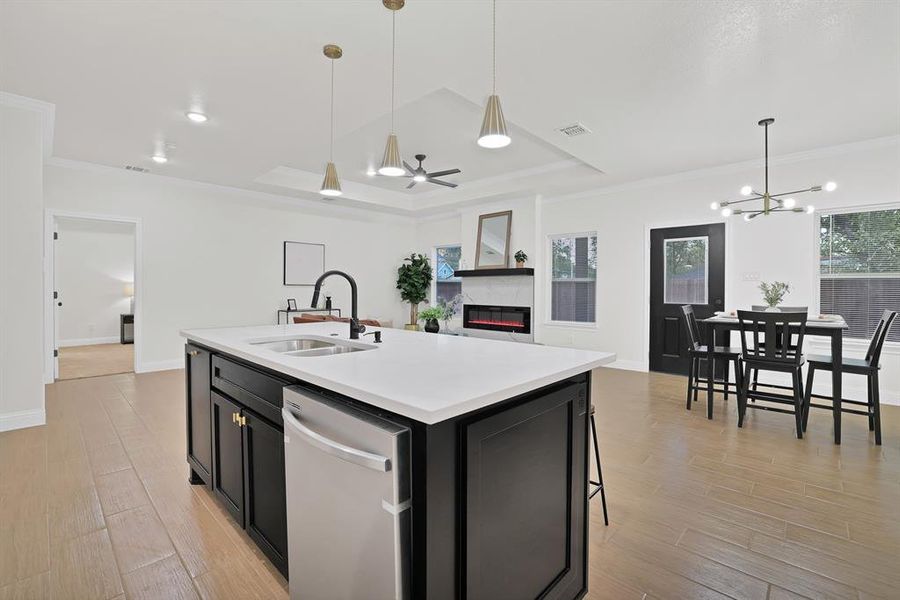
[43,209,143,382]
[642,217,734,372]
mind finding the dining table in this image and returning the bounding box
[700,313,850,444]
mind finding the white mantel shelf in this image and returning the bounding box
[181,322,615,424]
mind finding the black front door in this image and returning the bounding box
[649,223,725,375]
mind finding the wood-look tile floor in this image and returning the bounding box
[1,367,897,599]
[57,344,134,380]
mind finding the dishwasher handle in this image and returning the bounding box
[282,406,391,472]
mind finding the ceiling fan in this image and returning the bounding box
[402,154,461,189]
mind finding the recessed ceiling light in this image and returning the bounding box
[185,111,208,123]
[151,154,168,164]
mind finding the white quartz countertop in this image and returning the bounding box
[181,323,616,424]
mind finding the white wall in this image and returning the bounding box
[0,102,46,431]
[56,218,135,345]
[44,162,415,371]
[415,138,900,404]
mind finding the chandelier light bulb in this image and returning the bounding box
[824,181,837,192]
[806,205,815,214]
[740,185,753,196]
[782,197,796,209]
[710,202,720,210]
[721,207,733,217]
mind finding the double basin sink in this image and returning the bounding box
[249,335,375,358]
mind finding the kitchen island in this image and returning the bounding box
[181,322,615,600]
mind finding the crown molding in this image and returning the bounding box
[44,157,416,224]
[0,91,55,158]
[543,134,900,205]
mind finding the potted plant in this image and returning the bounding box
[759,281,791,311]
[514,250,528,268]
[396,253,433,330]
[418,307,444,333]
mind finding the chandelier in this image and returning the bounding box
[711,118,836,221]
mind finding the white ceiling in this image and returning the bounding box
[2,1,898,215]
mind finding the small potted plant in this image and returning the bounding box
[396,253,433,330]
[418,307,445,333]
[514,250,528,268]
[759,281,791,311]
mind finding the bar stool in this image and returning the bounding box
[803,310,897,445]
[589,405,609,526]
[681,305,744,411]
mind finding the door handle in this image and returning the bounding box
[282,406,390,472]
[188,350,200,357]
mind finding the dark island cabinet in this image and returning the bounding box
[462,380,587,600]
[186,349,289,578]
[185,344,212,486]
[242,409,289,576]
[211,391,245,524]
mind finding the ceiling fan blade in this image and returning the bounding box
[406,180,418,189]
[427,178,457,188]
[402,160,416,175]
[425,168,461,178]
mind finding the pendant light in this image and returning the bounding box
[320,44,343,197]
[379,0,406,176]
[477,0,511,149]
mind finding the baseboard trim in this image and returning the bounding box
[0,409,46,432]
[605,359,648,372]
[136,359,183,374]
[58,336,121,347]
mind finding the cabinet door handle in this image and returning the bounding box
[232,412,238,424]
[239,415,247,427]
[188,350,200,357]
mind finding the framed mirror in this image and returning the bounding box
[475,210,512,269]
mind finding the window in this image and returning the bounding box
[549,233,597,323]
[434,245,462,311]
[664,236,708,305]
[819,208,900,342]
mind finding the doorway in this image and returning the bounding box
[649,223,725,375]
[46,213,140,380]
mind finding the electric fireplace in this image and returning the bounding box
[463,304,531,334]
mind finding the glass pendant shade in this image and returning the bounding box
[378,134,405,176]
[478,94,511,148]
[320,161,342,196]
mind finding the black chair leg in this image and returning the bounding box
[692,358,699,404]
[723,358,730,401]
[872,371,882,446]
[588,408,609,525]
[685,357,695,410]
[752,368,759,392]
[802,365,815,432]
[737,363,751,428]
[867,374,875,432]
[792,369,804,440]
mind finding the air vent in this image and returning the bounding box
[557,123,591,137]
[124,165,149,173]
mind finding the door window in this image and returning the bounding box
[664,236,708,305]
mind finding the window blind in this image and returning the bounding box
[550,234,597,323]
[820,209,900,342]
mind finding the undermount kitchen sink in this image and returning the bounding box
[249,336,374,357]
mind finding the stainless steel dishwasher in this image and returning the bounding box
[282,386,411,600]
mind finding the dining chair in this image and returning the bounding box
[736,310,808,438]
[748,306,808,395]
[681,305,743,410]
[803,310,897,445]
